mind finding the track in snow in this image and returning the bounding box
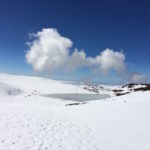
[0,110,99,150]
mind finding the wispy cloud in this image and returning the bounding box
[129,73,147,83]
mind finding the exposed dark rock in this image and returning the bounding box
[66,102,86,106]
[134,85,150,92]
[116,92,130,96]
[122,83,138,88]
[83,86,99,93]
[112,89,124,93]
[122,83,150,89]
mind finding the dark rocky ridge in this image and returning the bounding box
[83,83,150,97]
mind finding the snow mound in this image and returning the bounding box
[0,82,22,96]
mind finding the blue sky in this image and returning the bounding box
[0,0,150,83]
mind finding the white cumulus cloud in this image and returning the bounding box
[25,28,129,78]
[26,28,72,72]
[66,49,89,71]
[95,49,126,74]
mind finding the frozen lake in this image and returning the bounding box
[42,93,110,102]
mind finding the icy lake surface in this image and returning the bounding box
[42,93,110,102]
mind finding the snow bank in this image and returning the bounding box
[0,82,21,97]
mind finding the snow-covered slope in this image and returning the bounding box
[0,73,150,150]
[0,73,90,95]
